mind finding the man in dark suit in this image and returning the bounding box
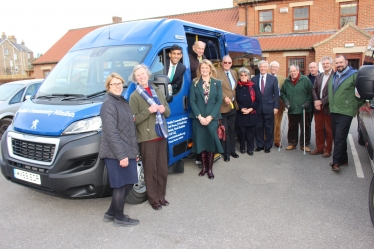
[311,56,334,158]
[251,60,279,153]
[166,44,186,95]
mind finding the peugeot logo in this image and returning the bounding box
[31,119,39,129]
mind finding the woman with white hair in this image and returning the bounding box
[129,64,171,210]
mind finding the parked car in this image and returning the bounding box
[355,65,374,226]
[0,79,43,139]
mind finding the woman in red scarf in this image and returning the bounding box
[235,67,261,156]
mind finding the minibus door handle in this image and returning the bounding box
[183,96,189,111]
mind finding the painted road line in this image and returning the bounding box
[348,134,364,178]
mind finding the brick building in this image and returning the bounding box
[0,32,34,77]
[33,0,374,78]
[233,0,374,77]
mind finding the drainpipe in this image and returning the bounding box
[245,4,248,36]
[2,44,5,75]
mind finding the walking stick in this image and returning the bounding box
[278,110,287,152]
[303,108,306,155]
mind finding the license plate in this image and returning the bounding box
[13,169,41,185]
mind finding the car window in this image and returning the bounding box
[9,88,25,104]
[0,84,22,101]
[25,83,42,96]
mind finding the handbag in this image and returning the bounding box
[217,119,226,141]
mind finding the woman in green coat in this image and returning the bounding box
[189,59,224,179]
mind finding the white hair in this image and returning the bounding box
[269,61,280,68]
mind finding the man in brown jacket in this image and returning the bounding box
[269,61,286,148]
[310,56,334,157]
[216,55,239,162]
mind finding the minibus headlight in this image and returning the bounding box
[62,116,102,135]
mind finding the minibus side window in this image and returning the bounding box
[150,49,185,96]
[150,52,165,81]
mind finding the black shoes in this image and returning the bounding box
[230,152,239,158]
[247,151,254,156]
[113,218,139,227]
[103,213,128,222]
[255,147,264,152]
[240,150,245,154]
[224,156,230,162]
[265,147,271,153]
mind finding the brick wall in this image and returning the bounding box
[237,0,374,36]
[33,64,57,79]
[314,25,371,66]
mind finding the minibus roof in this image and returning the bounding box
[70,18,261,56]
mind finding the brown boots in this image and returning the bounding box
[198,151,214,179]
[198,151,208,176]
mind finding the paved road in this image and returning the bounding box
[0,119,373,248]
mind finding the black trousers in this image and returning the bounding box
[237,125,256,152]
[255,112,274,148]
[331,113,353,166]
[287,113,311,147]
[221,109,237,156]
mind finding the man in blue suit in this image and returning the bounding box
[165,44,186,95]
[251,60,279,153]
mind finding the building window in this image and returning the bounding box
[14,53,18,60]
[28,53,31,59]
[293,7,309,31]
[14,65,18,72]
[44,70,50,78]
[4,48,9,56]
[287,56,306,75]
[340,2,357,27]
[259,10,273,33]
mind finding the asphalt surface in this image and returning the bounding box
[0,119,373,248]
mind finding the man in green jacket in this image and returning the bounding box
[328,55,365,171]
[280,65,313,152]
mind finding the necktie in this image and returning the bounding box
[261,76,265,94]
[170,65,175,81]
[226,72,233,89]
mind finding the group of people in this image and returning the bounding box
[190,44,365,178]
[97,38,365,227]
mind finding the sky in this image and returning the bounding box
[1,0,233,57]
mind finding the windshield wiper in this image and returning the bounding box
[36,95,57,99]
[86,90,106,99]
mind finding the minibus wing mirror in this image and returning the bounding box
[356,65,374,100]
[153,74,173,103]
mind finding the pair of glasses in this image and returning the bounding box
[110,82,123,86]
[223,61,232,64]
[240,74,248,77]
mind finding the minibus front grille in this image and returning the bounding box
[11,138,56,163]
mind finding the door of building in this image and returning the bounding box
[348,59,360,70]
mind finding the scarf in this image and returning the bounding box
[135,84,168,138]
[237,80,256,114]
[202,80,210,104]
[290,73,300,85]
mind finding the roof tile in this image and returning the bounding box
[257,33,332,51]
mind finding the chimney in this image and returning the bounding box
[21,40,25,45]
[112,16,122,24]
[1,32,6,40]
[8,35,17,44]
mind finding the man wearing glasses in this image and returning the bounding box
[216,55,239,162]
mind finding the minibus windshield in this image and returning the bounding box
[36,45,151,97]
